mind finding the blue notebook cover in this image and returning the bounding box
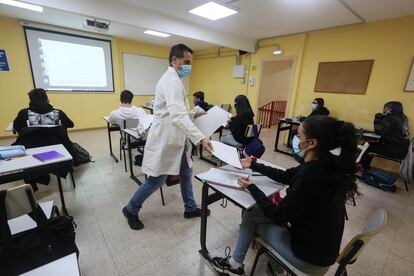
[32,151,64,162]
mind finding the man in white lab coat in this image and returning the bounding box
[122,44,213,230]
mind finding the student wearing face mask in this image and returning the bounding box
[212,115,358,276]
[359,101,410,172]
[193,91,211,111]
[308,98,330,117]
[122,44,213,230]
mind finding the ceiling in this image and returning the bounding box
[1,0,414,52]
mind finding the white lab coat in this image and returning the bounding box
[142,67,205,177]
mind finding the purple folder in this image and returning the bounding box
[32,151,64,162]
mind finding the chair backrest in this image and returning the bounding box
[221,104,231,112]
[3,184,36,220]
[336,208,387,265]
[118,119,140,139]
[244,124,262,138]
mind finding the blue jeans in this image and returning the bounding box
[232,206,328,274]
[220,134,243,147]
[126,149,197,214]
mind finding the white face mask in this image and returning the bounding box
[311,103,318,110]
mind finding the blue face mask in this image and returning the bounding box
[292,135,309,158]
[178,64,192,78]
[193,98,200,105]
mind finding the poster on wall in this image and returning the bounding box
[0,49,10,71]
[405,58,414,92]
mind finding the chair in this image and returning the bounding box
[367,137,413,191]
[250,208,388,276]
[237,123,263,156]
[118,119,140,172]
[220,104,231,113]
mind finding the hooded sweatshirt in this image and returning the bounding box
[108,105,146,125]
[13,102,74,134]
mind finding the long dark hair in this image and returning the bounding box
[234,95,254,118]
[302,115,359,201]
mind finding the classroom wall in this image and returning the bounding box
[192,15,414,171]
[0,15,170,138]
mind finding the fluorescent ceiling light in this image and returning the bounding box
[189,1,238,21]
[0,0,43,12]
[144,30,170,38]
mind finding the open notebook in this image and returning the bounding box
[201,168,249,190]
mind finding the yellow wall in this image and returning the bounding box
[0,16,169,138]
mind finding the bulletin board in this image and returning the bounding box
[314,60,374,94]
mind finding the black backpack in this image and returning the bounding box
[71,143,92,166]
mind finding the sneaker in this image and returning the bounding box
[122,206,144,230]
[183,207,210,218]
[211,247,245,276]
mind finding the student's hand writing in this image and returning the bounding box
[238,176,251,189]
[194,111,207,119]
[201,138,213,154]
[240,156,253,169]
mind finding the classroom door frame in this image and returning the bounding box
[255,56,297,118]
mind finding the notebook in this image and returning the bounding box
[32,151,64,162]
[202,168,249,190]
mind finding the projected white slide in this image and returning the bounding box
[25,27,114,92]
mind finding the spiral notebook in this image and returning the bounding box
[32,151,64,162]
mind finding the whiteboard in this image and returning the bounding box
[123,53,190,96]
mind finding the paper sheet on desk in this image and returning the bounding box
[210,141,242,169]
[202,168,249,189]
[140,114,154,130]
[194,105,232,138]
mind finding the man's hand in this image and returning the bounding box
[194,111,207,119]
[201,138,213,153]
[238,176,251,189]
[240,156,253,169]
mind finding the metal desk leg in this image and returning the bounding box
[127,133,142,185]
[107,122,119,162]
[274,120,283,152]
[56,174,68,215]
[199,182,211,261]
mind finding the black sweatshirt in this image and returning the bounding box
[13,103,74,133]
[247,159,345,267]
[228,112,254,145]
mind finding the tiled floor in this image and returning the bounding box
[1,127,414,276]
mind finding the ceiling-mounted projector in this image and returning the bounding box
[84,18,110,32]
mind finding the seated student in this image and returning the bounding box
[13,88,74,133]
[359,101,410,171]
[13,88,75,191]
[193,91,211,111]
[109,90,146,125]
[308,98,330,117]
[220,95,255,147]
[212,115,358,276]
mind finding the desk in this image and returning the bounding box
[142,104,154,114]
[195,161,285,263]
[274,118,301,156]
[21,253,80,276]
[122,128,145,185]
[103,116,120,162]
[0,144,73,215]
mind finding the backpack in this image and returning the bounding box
[245,125,265,158]
[358,170,398,192]
[71,143,92,166]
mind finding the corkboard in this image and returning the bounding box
[314,60,374,94]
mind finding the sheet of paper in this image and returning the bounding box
[194,105,232,138]
[210,141,242,169]
[140,114,154,130]
[202,168,248,189]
